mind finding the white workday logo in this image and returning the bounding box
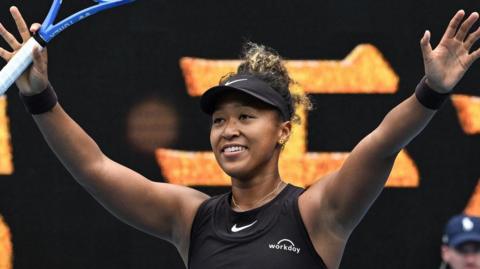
[268,239,301,254]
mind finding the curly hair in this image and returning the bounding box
[220,42,312,124]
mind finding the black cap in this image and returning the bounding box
[200,74,290,121]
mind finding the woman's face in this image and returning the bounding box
[210,91,290,180]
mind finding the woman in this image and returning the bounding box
[1,6,479,269]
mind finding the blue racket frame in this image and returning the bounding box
[38,0,134,43]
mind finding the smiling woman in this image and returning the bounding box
[0,215,12,269]
[2,5,480,269]
[187,42,330,269]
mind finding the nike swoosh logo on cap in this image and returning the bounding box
[231,220,258,232]
[224,78,248,86]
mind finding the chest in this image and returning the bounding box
[189,205,324,269]
[192,229,310,268]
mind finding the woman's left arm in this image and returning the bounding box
[301,10,480,239]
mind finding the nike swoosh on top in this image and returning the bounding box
[231,220,258,232]
[224,78,248,86]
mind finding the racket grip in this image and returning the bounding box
[0,38,43,95]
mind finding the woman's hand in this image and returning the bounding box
[421,10,480,93]
[0,6,48,96]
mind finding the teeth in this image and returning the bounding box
[224,146,246,153]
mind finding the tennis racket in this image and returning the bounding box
[0,0,135,94]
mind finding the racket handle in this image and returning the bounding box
[0,37,43,95]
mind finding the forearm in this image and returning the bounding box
[373,93,437,157]
[319,94,438,232]
[32,103,105,186]
[30,102,202,241]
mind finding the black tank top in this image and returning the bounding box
[188,184,328,269]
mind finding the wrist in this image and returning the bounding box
[19,84,58,114]
[20,88,46,97]
[424,78,450,94]
[415,76,450,110]
[18,80,50,96]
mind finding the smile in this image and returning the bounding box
[222,145,247,153]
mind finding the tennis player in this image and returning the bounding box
[2,6,480,269]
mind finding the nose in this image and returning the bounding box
[462,252,480,266]
[221,118,240,140]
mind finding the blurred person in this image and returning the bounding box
[441,214,480,269]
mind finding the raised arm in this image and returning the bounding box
[299,10,480,268]
[0,7,208,263]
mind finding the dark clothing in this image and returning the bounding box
[188,184,328,269]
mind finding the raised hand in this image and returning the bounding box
[0,6,48,95]
[421,10,480,93]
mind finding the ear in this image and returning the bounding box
[278,121,292,143]
[441,245,451,263]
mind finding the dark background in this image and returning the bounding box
[0,0,480,268]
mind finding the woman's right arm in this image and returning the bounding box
[33,104,209,249]
[0,6,209,260]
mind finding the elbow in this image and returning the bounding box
[67,154,108,190]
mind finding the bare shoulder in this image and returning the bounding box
[150,181,210,204]
[298,172,347,269]
[149,182,209,263]
[298,172,337,232]
[149,182,210,234]
[153,182,210,223]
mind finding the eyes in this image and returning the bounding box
[212,114,255,125]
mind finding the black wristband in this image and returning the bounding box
[414,76,449,110]
[19,84,58,114]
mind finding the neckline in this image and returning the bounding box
[212,184,294,242]
[228,183,291,216]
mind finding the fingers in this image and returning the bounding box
[465,26,480,51]
[455,12,479,41]
[30,23,41,34]
[420,30,433,59]
[0,47,12,61]
[10,6,30,43]
[442,10,466,40]
[470,47,480,61]
[32,46,47,74]
[0,23,21,51]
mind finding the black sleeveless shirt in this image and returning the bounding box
[188,184,328,269]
